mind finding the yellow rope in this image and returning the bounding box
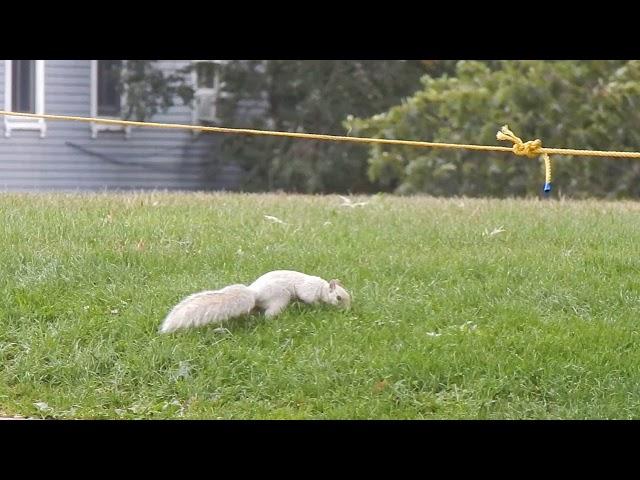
[3,110,640,193]
[496,125,552,190]
[4,110,640,159]
[496,125,544,158]
[543,153,552,186]
[0,110,517,153]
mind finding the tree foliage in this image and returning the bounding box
[346,60,640,198]
[118,61,192,121]
[212,60,427,193]
[119,60,640,198]
[118,60,427,193]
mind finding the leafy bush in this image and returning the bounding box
[347,60,640,198]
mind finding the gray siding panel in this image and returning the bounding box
[0,60,243,191]
[0,61,4,110]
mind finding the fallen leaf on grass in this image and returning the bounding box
[373,379,389,393]
[264,215,288,225]
[339,196,370,208]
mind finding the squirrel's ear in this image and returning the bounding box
[329,279,337,291]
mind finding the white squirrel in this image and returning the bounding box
[159,270,351,333]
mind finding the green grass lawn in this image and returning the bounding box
[1,192,640,419]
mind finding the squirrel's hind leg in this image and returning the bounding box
[263,297,290,318]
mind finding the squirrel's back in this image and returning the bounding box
[249,270,321,290]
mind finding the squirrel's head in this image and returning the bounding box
[327,279,351,309]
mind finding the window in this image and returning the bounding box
[90,60,130,138]
[196,62,217,89]
[12,60,36,113]
[3,60,46,138]
[97,60,122,116]
[191,60,228,127]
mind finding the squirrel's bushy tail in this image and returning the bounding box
[159,284,256,333]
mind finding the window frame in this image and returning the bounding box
[90,60,131,139]
[191,60,228,130]
[3,60,46,138]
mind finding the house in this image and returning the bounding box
[0,60,243,191]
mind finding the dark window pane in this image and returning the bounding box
[197,62,216,89]
[12,60,35,113]
[98,60,122,116]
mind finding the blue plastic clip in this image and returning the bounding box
[543,182,552,197]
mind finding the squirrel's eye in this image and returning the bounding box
[336,295,342,301]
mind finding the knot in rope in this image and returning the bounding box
[496,125,552,196]
[496,125,544,158]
